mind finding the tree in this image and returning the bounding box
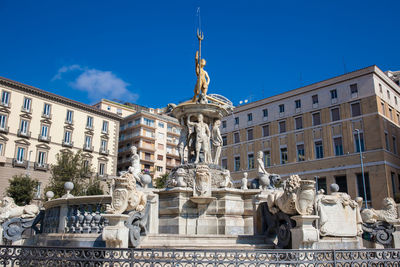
[6,174,39,206]
[44,150,103,199]
[154,173,169,189]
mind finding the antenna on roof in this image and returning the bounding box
[342,56,347,74]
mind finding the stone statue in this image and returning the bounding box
[192,30,210,103]
[241,172,248,190]
[211,119,223,164]
[266,175,302,215]
[128,146,142,185]
[219,169,233,188]
[361,197,400,224]
[178,118,188,164]
[187,114,212,164]
[257,151,281,190]
[174,168,188,187]
[0,197,39,223]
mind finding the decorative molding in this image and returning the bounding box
[40,118,52,125]
[19,113,32,120]
[97,156,109,162]
[82,152,94,159]
[64,125,74,131]
[36,143,50,150]
[0,107,10,114]
[14,139,30,146]
[0,134,9,141]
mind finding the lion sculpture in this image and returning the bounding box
[361,197,400,224]
[0,197,40,223]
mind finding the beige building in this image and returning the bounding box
[221,65,400,208]
[95,99,180,181]
[0,77,121,197]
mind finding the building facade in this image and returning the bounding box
[0,77,121,197]
[221,65,400,208]
[95,99,180,182]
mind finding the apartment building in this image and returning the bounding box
[221,65,400,208]
[95,99,180,182]
[0,77,121,197]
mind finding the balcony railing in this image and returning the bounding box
[96,173,109,180]
[17,130,31,138]
[38,134,51,143]
[21,106,32,113]
[99,148,109,156]
[12,159,28,168]
[34,162,49,171]
[65,119,73,125]
[41,113,52,119]
[62,141,74,148]
[83,145,94,152]
[0,126,9,134]
[0,101,10,108]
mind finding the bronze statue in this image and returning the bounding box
[192,30,210,102]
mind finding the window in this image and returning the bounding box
[330,89,337,99]
[354,132,365,152]
[37,151,46,166]
[248,154,254,169]
[144,118,154,127]
[393,136,397,154]
[356,173,371,202]
[350,83,358,94]
[279,104,285,113]
[1,91,10,106]
[381,102,386,116]
[222,121,227,128]
[158,122,164,128]
[23,97,31,112]
[331,108,340,121]
[145,152,151,160]
[0,143,3,156]
[351,102,361,117]
[64,131,72,144]
[264,150,271,167]
[312,94,319,104]
[66,110,73,123]
[398,114,400,124]
[43,103,51,117]
[262,125,270,137]
[395,96,398,105]
[333,137,343,156]
[234,132,240,143]
[40,125,49,138]
[391,172,396,196]
[101,139,107,151]
[102,121,109,133]
[222,136,227,146]
[389,108,393,120]
[279,121,286,133]
[387,90,390,99]
[297,144,305,162]
[315,141,323,159]
[0,114,7,129]
[156,166,163,172]
[16,147,25,163]
[316,177,327,193]
[158,132,164,139]
[247,129,253,141]
[221,158,227,169]
[107,106,111,111]
[335,176,348,193]
[295,100,301,109]
[85,136,92,149]
[19,119,29,134]
[385,133,390,150]
[235,117,239,125]
[280,147,288,164]
[99,163,105,176]
[234,156,240,171]
[263,109,268,118]
[247,113,253,121]
[295,117,303,130]
[135,119,141,125]
[157,154,163,160]
[86,116,93,129]
[312,112,321,126]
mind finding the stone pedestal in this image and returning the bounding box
[102,214,129,248]
[291,215,319,249]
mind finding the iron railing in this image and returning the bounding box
[0,246,399,267]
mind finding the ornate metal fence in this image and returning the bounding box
[1,246,399,266]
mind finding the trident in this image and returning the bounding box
[197,29,204,63]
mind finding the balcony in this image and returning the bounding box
[65,119,74,125]
[34,162,49,171]
[97,173,109,180]
[41,113,52,119]
[12,159,28,168]
[0,126,9,134]
[166,152,180,159]
[21,106,32,114]
[62,141,74,148]
[101,129,109,135]
[38,134,51,143]
[0,101,10,108]
[17,130,31,138]
[83,145,94,152]
[99,148,109,156]
[86,125,94,131]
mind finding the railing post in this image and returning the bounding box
[333,249,336,267]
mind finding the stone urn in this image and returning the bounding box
[295,180,316,215]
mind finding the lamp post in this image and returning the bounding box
[355,129,368,209]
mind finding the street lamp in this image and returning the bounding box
[355,129,368,209]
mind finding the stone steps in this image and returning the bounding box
[139,234,274,249]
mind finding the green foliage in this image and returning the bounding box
[6,174,39,206]
[155,173,169,189]
[44,150,103,199]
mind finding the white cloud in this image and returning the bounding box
[52,65,138,102]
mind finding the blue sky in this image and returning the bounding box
[0,0,399,108]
